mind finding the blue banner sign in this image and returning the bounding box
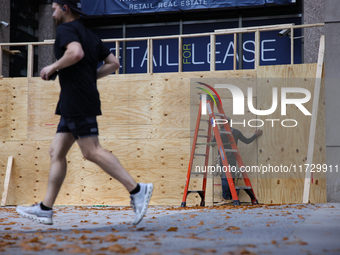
[82,0,294,15]
[94,18,301,74]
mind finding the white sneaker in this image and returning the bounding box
[16,202,53,225]
[130,183,153,225]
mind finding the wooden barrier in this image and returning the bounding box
[1,156,13,206]
[0,23,324,77]
[0,64,326,205]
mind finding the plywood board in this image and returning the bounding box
[309,77,326,203]
[0,66,326,205]
[0,78,28,141]
[28,78,60,141]
[1,156,13,206]
[256,64,326,204]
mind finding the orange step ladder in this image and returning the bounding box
[181,94,258,207]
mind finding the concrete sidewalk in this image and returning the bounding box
[0,203,339,254]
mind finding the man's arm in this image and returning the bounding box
[236,129,262,144]
[97,53,120,79]
[40,41,84,80]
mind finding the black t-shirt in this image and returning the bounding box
[54,19,111,117]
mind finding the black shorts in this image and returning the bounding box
[56,116,99,140]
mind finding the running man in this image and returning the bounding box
[16,0,153,225]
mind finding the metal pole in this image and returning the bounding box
[238,15,243,70]
[122,23,126,74]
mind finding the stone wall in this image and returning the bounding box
[0,0,10,77]
[303,0,324,63]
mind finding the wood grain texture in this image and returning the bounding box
[1,156,13,206]
[0,66,326,205]
[256,64,326,204]
[0,78,28,141]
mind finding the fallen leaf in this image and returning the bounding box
[180,248,216,253]
[245,244,256,248]
[104,234,118,242]
[68,247,92,254]
[107,244,139,254]
[166,227,178,232]
[79,235,88,240]
[21,227,32,230]
[44,244,57,249]
[225,226,240,231]
[90,236,103,240]
[81,230,92,233]
[240,249,256,255]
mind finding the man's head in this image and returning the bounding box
[52,0,85,26]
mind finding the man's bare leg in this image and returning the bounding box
[77,135,152,225]
[42,133,76,208]
[76,136,137,192]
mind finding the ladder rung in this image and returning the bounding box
[194,153,208,157]
[187,190,204,193]
[235,186,252,190]
[220,131,231,135]
[225,149,238,153]
[215,113,225,117]
[197,135,209,138]
[200,119,209,123]
[190,172,205,175]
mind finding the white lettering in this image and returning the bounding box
[213,118,228,127]
[281,119,298,127]
[261,39,276,62]
[141,49,157,67]
[248,119,264,127]
[243,40,255,63]
[247,87,278,115]
[159,45,162,66]
[215,42,221,64]
[266,119,280,127]
[223,41,239,64]
[281,88,312,115]
[166,45,178,66]
[230,119,246,127]
[127,46,139,68]
[214,84,244,115]
[192,43,204,64]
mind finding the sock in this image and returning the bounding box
[130,184,141,195]
[40,202,52,211]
